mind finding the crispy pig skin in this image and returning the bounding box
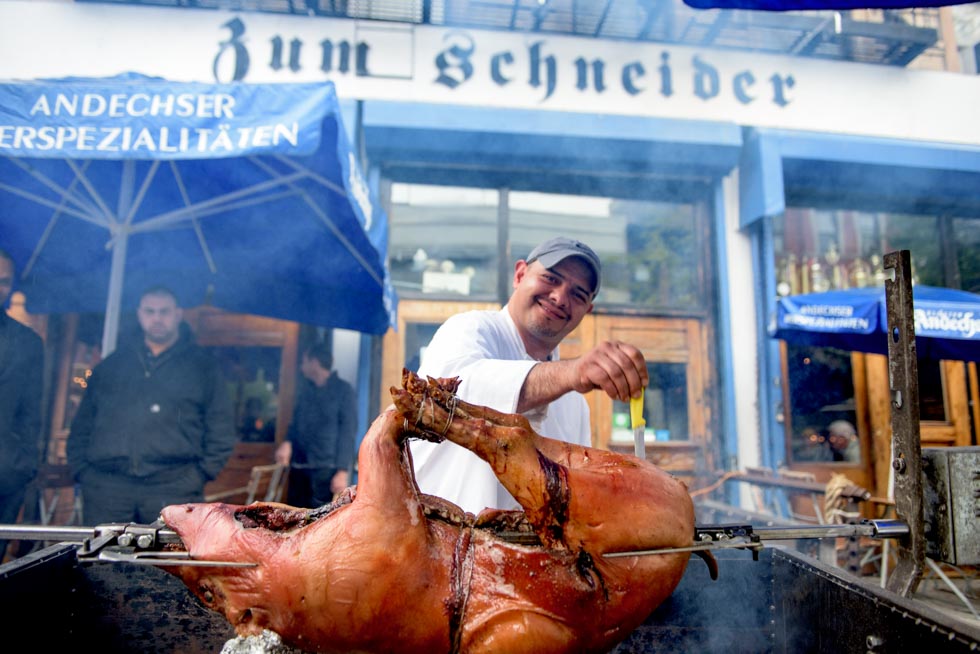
[161,370,695,654]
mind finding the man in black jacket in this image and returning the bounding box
[67,286,235,524]
[0,249,44,558]
[275,342,357,507]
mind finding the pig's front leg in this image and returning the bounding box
[353,408,428,526]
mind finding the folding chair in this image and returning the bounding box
[205,463,289,504]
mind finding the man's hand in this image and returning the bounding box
[331,469,349,495]
[569,340,648,403]
[274,441,292,466]
[519,340,648,412]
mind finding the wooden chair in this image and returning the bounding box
[35,464,84,526]
[204,463,289,504]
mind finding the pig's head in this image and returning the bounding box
[160,502,309,637]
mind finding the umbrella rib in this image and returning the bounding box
[4,157,108,223]
[67,159,118,223]
[269,154,347,198]
[21,173,90,277]
[250,155,383,287]
[132,170,310,232]
[22,213,63,279]
[0,181,106,227]
[299,190,385,288]
[169,160,217,274]
[132,190,301,234]
[124,160,161,225]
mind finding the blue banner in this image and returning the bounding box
[0,73,334,160]
[773,285,980,361]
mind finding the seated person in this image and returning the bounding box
[827,420,859,462]
[239,397,275,442]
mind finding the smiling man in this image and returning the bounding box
[410,237,648,514]
[67,286,235,525]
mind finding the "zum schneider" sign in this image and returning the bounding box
[212,17,796,109]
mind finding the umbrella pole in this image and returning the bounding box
[101,160,137,357]
[101,232,127,357]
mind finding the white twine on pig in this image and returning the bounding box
[441,395,458,437]
[409,386,458,439]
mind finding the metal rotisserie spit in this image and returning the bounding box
[0,250,976,653]
[0,532,977,653]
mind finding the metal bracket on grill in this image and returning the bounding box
[0,521,256,568]
[883,250,926,597]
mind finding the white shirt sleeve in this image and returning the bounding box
[408,309,591,514]
[416,311,537,413]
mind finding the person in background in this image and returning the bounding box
[827,419,860,462]
[67,286,235,524]
[409,236,649,515]
[0,248,44,559]
[275,342,357,507]
[239,396,275,443]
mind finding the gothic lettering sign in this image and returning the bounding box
[0,3,978,147]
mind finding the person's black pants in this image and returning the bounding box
[79,466,205,525]
[286,466,340,509]
[0,479,28,560]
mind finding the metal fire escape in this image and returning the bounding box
[79,0,944,67]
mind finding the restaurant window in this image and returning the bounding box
[953,216,980,293]
[404,322,441,374]
[784,344,860,463]
[775,208,979,462]
[388,183,499,301]
[509,192,709,312]
[610,362,690,445]
[774,208,943,296]
[209,346,281,443]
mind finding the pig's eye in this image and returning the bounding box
[199,584,216,605]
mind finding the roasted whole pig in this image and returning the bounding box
[161,370,696,654]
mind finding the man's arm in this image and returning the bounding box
[66,369,98,480]
[276,395,304,465]
[13,332,44,477]
[419,313,648,414]
[517,340,649,413]
[417,314,536,415]
[335,381,358,471]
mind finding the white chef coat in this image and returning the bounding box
[409,307,591,515]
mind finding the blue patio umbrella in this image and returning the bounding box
[0,73,397,353]
[772,285,980,361]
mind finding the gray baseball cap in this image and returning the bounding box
[526,237,601,296]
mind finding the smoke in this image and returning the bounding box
[610,547,775,654]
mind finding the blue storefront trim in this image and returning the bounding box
[740,127,980,473]
[361,99,746,484]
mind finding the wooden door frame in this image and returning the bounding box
[380,302,716,478]
[379,299,500,415]
[780,346,876,496]
[183,307,300,445]
[782,347,976,504]
[594,314,714,477]
[865,355,975,499]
